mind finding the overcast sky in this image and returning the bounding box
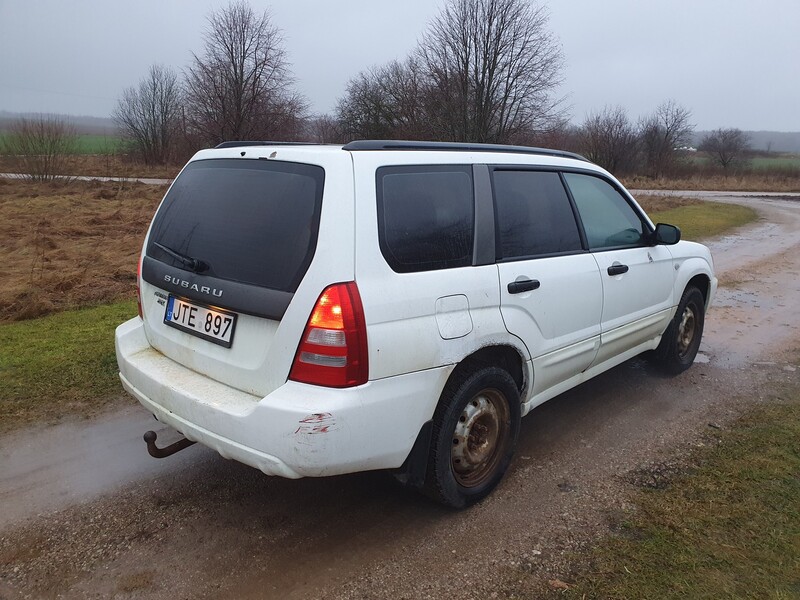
[0,0,798,131]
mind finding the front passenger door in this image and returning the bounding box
[493,169,603,400]
[563,173,674,366]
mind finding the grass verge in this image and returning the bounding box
[557,383,800,599]
[623,173,800,193]
[0,154,180,179]
[647,202,758,241]
[73,134,124,155]
[0,300,136,432]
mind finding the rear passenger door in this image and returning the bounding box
[563,173,674,365]
[492,169,603,399]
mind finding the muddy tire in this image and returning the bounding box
[424,367,520,509]
[654,286,705,374]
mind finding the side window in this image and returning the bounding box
[564,173,646,250]
[492,170,583,259]
[377,165,474,273]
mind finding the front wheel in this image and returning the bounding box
[424,366,521,508]
[655,286,705,374]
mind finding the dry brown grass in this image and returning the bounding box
[623,173,800,193]
[633,194,702,213]
[0,154,180,180]
[0,178,166,321]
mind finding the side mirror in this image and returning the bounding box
[652,223,681,245]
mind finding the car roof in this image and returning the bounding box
[212,139,589,162]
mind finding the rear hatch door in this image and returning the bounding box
[138,150,353,397]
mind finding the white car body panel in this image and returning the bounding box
[590,245,675,366]
[497,253,603,397]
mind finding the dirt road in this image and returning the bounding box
[1,192,799,599]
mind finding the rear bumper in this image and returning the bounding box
[115,317,450,478]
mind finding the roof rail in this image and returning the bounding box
[214,141,319,149]
[341,140,589,162]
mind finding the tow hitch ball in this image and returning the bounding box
[143,430,196,459]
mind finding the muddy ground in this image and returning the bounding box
[1,192,799,599]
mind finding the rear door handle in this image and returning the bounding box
[507,279,540,294]
[607,264,629,276]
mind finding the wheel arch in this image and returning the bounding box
[392,343,528,490]
[447,344,528,398]
[686,273,711,308]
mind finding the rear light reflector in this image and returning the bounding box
[289,282,368,388]
[136,255,144,319]
[306,328,346,346]
[299,352,347,368]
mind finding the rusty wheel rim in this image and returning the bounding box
[677,304,697,357]
[451,389,511,488]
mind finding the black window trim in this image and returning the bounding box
[487,165,589,263]
[141,255,294,320]
[472,164,496,266]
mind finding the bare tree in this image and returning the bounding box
[521,117,581,153]
[305,115,344,144]
[336,67,398,140]
[699,128,750,171]
[184,1,306,145]
[336,58,430,140]
[579,106,639,173]
[639,100,694,178]
[417,0,563,143]
[112,64,181,165]
[1,116,78,181]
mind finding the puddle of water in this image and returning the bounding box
[713,288,760,308]
[0,407,210,529]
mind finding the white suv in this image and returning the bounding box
[115,140,716,508]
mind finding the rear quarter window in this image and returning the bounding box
[376,165,474,273]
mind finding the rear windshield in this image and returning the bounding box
[147,158,324,292]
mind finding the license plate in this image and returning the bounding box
[164,295,237,348]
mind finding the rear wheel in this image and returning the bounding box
[424,366,520,508]
[655,286,705,374]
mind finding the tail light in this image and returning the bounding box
[289,282,368,388]
[136,255,144,320]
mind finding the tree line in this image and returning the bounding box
[2,0,753,180]
[575,103,749,177]
[114,0,571,164]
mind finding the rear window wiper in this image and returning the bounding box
[153,242,209,273]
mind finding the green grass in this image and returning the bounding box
[73,134,124,154]
[687,153,800,169]
[0,299,136,431]
[561,388,800,599]
[749,155,800,170]
[0,133,123,155]
[649,202,757,241]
